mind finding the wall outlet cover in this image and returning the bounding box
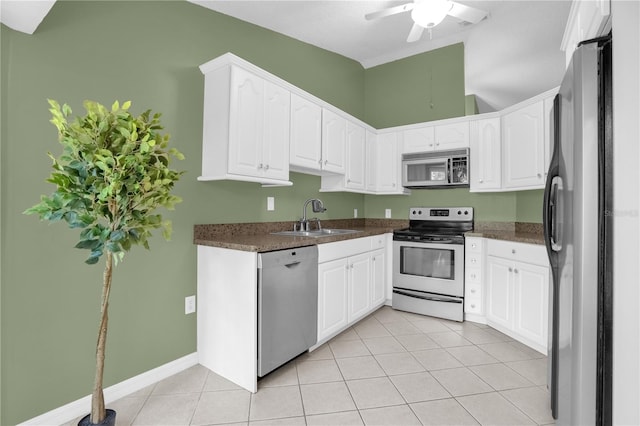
[385,209,392,218]
[267,197,275,211]
[354,208,358,218]
[185,295,196,315]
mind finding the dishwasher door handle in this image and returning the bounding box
[284,261,301,268]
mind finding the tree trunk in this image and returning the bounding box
[90,251,113,424]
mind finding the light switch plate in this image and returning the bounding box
[385,209,391,218]
[354,208,358,218]
[267,197,275,211]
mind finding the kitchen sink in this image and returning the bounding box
[272,229,362,238]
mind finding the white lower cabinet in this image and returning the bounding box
[464,237,485,320]
[347,253,372,322]
[371,249,386,307]
[318,258,349,340]
[317,235,389,344]
[485,240,549,353]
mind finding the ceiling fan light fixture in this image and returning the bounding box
[411,0,453,28]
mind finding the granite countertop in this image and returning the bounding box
[194,219,407,252]
[467,222,545,245]
[194,219,545,252]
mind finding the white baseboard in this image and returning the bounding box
[19,352,198,426]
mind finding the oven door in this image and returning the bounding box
[393,240,464,297]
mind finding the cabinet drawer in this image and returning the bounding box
[486,239,547,266]
[370,234,387,250]
[465,281,482,298]
[465,267,482,285]
[465,237,483,254]
[465,254,482,268]
[465,296,483,314]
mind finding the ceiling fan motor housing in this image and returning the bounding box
[411,0,453,28]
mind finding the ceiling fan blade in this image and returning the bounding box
[447,1,488,24]
[365,2,414,20]
[407,23,424,43]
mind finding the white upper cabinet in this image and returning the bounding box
[289,93,323,172]
[345,121,366,190]
[321,108,347,174]
[402,126,435,153]
[502,101,546,189]
[199,62,292,186]
[402,121,468,154]
[375,132,403,193]
[434,121,470,150]
[366,131,378,193]
[470,118,501,191]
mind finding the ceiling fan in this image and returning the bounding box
[365,0,489,42]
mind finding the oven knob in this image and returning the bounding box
[458,210,462,215]
[412,210,417,215]
[417,210,422,215]
[465,210,469,215]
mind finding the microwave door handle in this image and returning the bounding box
[446,158,452,183]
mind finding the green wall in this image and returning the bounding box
[364,43,465,128]
[0,1,542,423]
[0,2,367,424]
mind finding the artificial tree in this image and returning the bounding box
[25,100,184,424]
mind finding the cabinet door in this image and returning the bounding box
[290,93,322,170]
[228,67,264,177]
[402,126,435,153]
[502,101,545,189]
[345,122,366,190]
[371,249,386,307]
[513,261,549,348]
[322,109,346,174]
[434,121,470,150]
[318,259,349,342]
[470,118,501,191]
[262,81,290,180]
[366,131,377,192]
[348,253,371,323]
[486,255,514,330]
[376,132,400,192]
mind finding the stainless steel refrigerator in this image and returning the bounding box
[543,35,612,425]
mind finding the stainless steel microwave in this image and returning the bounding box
[402,148,470,189]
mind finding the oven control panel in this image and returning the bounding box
[409,207,474,221]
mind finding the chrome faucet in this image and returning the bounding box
[296,199,327,231]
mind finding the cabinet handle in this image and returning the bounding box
[324,160,328,165]
[512,249,516,254]
[264,164,269,171]
[470,274,476,279]
[392,183,396,187]
[471,258,477,263]
[470,288,476,293]
[347,179,351,183]
[508,267,513,272]
[479,179,484,184]
[319,159,323,165]
[537,173,542,178]
[470,304,476,309]
[258,163,263,170]
[436,143,440,146]
[514,269,519,274]
[471,243,477,249]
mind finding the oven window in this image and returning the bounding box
[400,246,455,280]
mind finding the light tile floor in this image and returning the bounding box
[70,306,554,425]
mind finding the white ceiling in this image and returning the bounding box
[1,0,572,112]
[189,0,572,112]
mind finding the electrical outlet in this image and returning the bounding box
[385,209,391,218]
[185,295,196,315]
[354,208,358,218]
[267,197,275,211]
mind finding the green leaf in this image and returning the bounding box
[111,100,120,112]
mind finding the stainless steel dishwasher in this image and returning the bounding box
[257,245,318,377]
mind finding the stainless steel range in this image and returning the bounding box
[392,207,473,322]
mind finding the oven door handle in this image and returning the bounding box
[421,238,456,244]
[393,289,462,304]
